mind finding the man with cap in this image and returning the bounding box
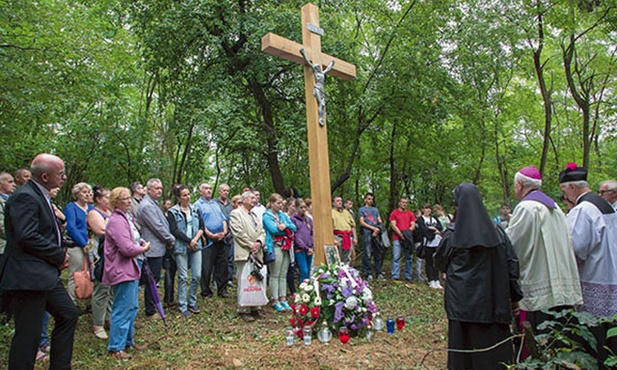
[506,166,582,335]
[559,162,617,363]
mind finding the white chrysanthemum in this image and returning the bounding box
[299,282,308,291]
[314,297,322,306]
[362,287,373,302]
[305,284,313,291]
[295,294,301,303]
[302,294,310,303]
[344,296,358,310]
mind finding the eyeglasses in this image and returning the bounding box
[599,189,615,195]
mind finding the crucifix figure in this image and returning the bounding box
[300,48,334,126]
[262,3,356,266]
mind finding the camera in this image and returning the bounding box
[250,267,264,281]
[248,253,265,281]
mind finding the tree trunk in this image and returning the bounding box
[533,5,552,177]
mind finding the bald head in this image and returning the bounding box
[30,154,66,190]
[0,172,15,195]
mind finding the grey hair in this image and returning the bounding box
[71,182,92,199]
[514,172,542,190]
[562,180,588,189]
[146,178,162,188]
[241,191,254,200]
[600,180,617,190]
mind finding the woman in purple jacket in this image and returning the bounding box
[291,198,314,284]
[103,187,150,360]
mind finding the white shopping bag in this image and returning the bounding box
[238,260,269,307]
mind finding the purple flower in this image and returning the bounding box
[334,302,345,322]
[321,283,336,295]
[368,301,378,313]
[341,286,354,298]
[351,324,358,331]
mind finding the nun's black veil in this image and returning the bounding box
[450,182,502,249]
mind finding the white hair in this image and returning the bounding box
[241,191,254,200]
[600,180,617,190]
[514,172,542,190]
[146,178,162,188]
[561,180,588,189]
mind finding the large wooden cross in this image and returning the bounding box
[262,3,356,266]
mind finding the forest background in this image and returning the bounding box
[2,0,616,214]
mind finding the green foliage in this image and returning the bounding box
[1,0,616,209]
[514,309,617,370]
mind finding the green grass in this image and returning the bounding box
[0,272,448,369]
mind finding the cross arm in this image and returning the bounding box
[261,32,356,81]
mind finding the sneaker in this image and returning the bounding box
[272,301,285,312]
[180,310,191,317]
[227,281,235,288]
[377,274,386,281]
[434,281,443,289]
[280,301,292,311]
[367,275,373,281]
[188,305,201,314]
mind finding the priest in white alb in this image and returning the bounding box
[506,165,582,333]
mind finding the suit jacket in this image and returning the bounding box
[137,195,175,258]
[229,207,265,262]
[0,180,66,290]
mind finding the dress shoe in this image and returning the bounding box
[251,310,266,320]
[110,350,132,359]
[239,313,255,322]
[129,343,148,351]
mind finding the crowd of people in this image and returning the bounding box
[0,154,616,369]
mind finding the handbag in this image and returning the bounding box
[263,246,276,264]
[416,244,427,259]
[237,256,268,307]
[73,250,93,299]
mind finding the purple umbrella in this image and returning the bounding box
[142,259,167,325]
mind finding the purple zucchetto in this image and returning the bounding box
[518,166,541,180]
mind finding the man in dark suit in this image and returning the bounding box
[0,153,78,370]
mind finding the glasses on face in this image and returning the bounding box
[599,189,615,195]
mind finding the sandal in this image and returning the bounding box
[94,325,108,339]
[36,350,49,362]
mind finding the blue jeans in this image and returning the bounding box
[39,311,50,349]
[391,239,413,280]
[294,251,313,284]
[361,230,382,277]
[175,250,202,312]
[108,279,139,352]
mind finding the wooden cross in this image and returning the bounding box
[262,3,356,266]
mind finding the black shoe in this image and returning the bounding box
[219,291,229,298]
[251,311,266,319]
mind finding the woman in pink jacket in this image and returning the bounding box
[103,187,150,359]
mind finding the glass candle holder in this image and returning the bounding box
[303,326,312,345]
[317,323,332,343]
[373,316,385,331]
[396,315,405,331]
[386,318,395,334]
[338,327,350,344]
[285,326,295,346]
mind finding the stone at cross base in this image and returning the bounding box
[261,3,356,266]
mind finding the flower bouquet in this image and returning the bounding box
[290,263,378,338]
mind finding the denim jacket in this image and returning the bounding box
[167,205,204,255]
